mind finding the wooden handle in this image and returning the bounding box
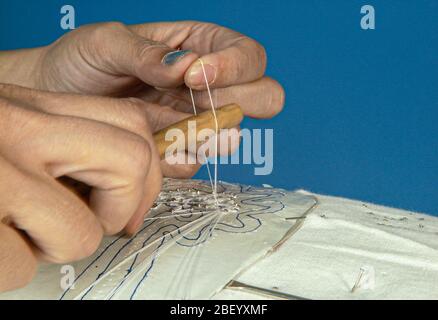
[153,103,243,159]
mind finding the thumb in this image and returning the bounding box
[93,23,199,88]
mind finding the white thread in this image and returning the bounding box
[72,210,218,300]
[189,87,197,116]
[109,210,219,300]
[104,60,223,299]
[143,211,205,221]
[188,60,219,204]
[199,59,219,197]
[189,87,216,196]
[165,64,223,297]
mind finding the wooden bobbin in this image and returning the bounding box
[153,103,244,159]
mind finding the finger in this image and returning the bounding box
[0,157,103,263]
[0,85,236,193]
[7,86,235,234]
[20,89,200,189]
[47,117,153,235]
[86,22,199,88]
[160,157,202,179]
[183,31,266,89]
[0,86,159,234]
[124,152,162,235]
[13,113,151,235]
[130,98,241,174]
[129,21,196,48]
[129,22,267,89]
[137,77,285,119]
[113,99,239,179]
[159,124,240,179]
[0,85,190,133]
[51,120,157,236]
[0,223,37,291]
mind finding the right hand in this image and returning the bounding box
[0,84,163,291]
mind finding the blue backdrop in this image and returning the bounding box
[1,1,437,215]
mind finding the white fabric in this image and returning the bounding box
[231,190,438,300]
[1,180,437,300]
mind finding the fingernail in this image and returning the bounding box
[188,61,217,87]
[162,50,191,65]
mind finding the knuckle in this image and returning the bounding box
[225,47,244,81]
[95,21,126,34]
[121,98,151,135]
[234,48,246,80]
[0,97,51,147]
[102,21,126,30]
[232,37,267,79]
[192,21,221,35]
[132,37,169,70]
[127,138,152,179]
[136,39,165,57]
[152,106,176,131]
[254,42,267,75]
[89,21,127,44]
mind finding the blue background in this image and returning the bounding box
[1,1,437,215]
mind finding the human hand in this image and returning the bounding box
[0,84,162,291]
[1,21,284,177]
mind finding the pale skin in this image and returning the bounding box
[0,21,284,292]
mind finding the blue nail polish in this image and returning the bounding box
[162,50,191,65]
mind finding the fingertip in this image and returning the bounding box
[264,77,286,118]
[185,59,217,89]
[136,48,199,88]
[163,51,199,87]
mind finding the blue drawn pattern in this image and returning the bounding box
[60,179,285,300]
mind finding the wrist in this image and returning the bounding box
[0,46,47,89]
